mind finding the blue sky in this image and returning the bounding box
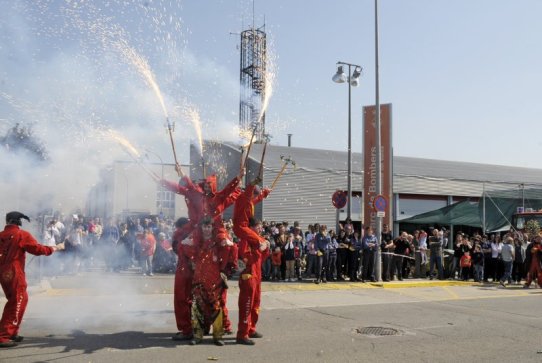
[1,0,542,174]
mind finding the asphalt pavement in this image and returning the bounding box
[2,271,542,363]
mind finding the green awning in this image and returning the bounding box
[400,200,481,228]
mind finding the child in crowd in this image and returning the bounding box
[460,251,472,281]
[271,247,282,281]
[472,245,485,282]
[283,233,296,282]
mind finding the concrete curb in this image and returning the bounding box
[23,277,492,296]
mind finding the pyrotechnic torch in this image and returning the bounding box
[271,155,295,190]
[166,117,182,177]
[258,133,271,181]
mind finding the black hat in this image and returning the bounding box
[6,211,30,226]
[174,217,189,229]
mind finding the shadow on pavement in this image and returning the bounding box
[9,330,182,359]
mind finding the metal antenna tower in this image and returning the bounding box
[239,13,267,142]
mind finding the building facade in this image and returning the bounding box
[191,140,542,236]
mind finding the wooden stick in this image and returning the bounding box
[166,118,181,177]
[270,162,289,190]
[239,146,246,171]
[242,123,258,170]
[258,141,268,180]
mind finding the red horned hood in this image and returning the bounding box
[199,174,217,195]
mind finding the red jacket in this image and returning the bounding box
[238,238,269,278]
[233,184,270,227]
[161,176,203,222]
[460,255,472,268]
[140,234,156,257]
[271,250,282,266]
[163,175,241,241]
[0,225,54,273]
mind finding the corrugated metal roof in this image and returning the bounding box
[200,141,542,227]
[225,141,542,186]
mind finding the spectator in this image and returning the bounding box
[428,228,444,280]
[480,235,492,282]
[499,237,515,287]
[314,225,330,284]
[292,229,304,281]
[490,234,503,282]
[460,251,472,281]
[283,233,296,282]
[274,224,288,280]
[326,230,339,281]
[450,233,464,279]
[153,231,176,273]
[100,218,120,272]
[336,229,349,281]
[271,247,282,281]
[140,229,156,276]
[392,232,409,281]
[304,228,317,278]
[380,224,394,282]
[472,244,484,282]
[350,230,363,281]
[414,230,428,278]
[513,237,526,284]
[361,226,378,283]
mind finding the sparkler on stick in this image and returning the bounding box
[166,117,182,177]
[242,122,259,170]
[270,155,296,190]
[258,134,271,181]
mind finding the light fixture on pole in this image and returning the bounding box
[332,61,362,221]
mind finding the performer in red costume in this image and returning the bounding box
[232,178,270,250]
[0,212,64,348]
[159,167,244,244]
[190,217,230,346]
[233,179,271,345]
[523,234,542,288]
[236,218,269,345]
[171,217,196,341]
[220,227,239,335]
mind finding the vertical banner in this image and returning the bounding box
[362,104,393,231]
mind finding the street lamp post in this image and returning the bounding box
[332,62,362,221]
[374,0,383,281]
[145,149,165,215]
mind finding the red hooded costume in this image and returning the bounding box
[236,232,269,341]
[191,225,230,343]
[0,225,54,343]
[161,174,242,243]
[172,224,197,337]
[232,184,270,249]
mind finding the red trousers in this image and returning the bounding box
[221,289,231,332]
[525,259,542,287]
[237,273,262,339]
[233,223,265,249]
[173,267,193,335]
[0,269,29,342]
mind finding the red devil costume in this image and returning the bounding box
[220,240,238,334]
[190,219,230,346]
[0,212,61,348]
[161,173,242,243]
[232,182,270,249]
[172,218,196,341]
[233,182,271,345]
[524,235,542,288]
[236,221,269,345]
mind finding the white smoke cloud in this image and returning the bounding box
[0,1,241,219]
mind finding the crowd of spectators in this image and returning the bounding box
[38,214,541,288]
[39,214,177,277]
